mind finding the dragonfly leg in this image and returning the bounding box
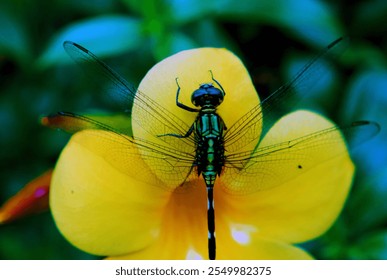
[157,123,194,138]
[175,78,200,113]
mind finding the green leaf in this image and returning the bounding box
[168,0,343,47]
[343,43,387,69]
[343,70,387,125]
[165,0,214,24]
[353,0,387,35]
[341,70,387,233]
[189,20,238,51]
[169,32,199,56]
[0,9,31,64]
[282,54,338,112]
[219,0,343,46]
[349,231,387,259]
[37,15,143,69]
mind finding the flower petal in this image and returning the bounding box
[216,110,354,243]
[50,130,170,256]
[136,48,259,130]
[108,179,209,259]
[133,48,260,183]
[108,237,311,260]
[216,236,312,260]
[107,178,312,260]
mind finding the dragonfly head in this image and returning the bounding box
[191,83,225,107]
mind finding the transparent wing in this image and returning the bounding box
[43,112,197,191]
[224,37,348,153]
[63,41,196,153]
[221,120,380,195]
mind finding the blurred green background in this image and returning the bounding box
[0,0,386,259]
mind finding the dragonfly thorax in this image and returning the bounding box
[191,83,225,107]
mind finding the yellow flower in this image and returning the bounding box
[49,48,354,259]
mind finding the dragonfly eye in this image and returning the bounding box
[191,83,225,107]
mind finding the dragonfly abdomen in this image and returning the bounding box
[194,111,226,260]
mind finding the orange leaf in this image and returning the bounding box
[0,169,52,224]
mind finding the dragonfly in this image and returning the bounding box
[44,37,380,260]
